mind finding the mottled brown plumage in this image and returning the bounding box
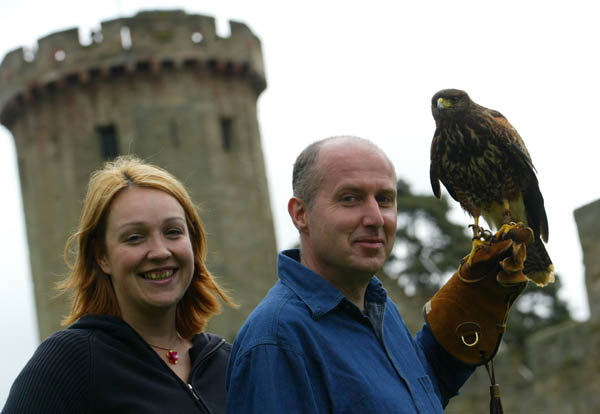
[430,89,554,286]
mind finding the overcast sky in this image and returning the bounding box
[1,0,598,405]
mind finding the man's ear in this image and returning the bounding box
[94,242,111,275]
[288,197,309,233]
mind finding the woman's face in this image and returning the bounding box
[96,186,195,318]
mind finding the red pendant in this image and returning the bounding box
[165,350,179,365]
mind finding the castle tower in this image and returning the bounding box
[0,10,277,340]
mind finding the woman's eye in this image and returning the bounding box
[166,228,184,237]
[125,234,143,243]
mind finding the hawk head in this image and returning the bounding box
[431,89,473,122]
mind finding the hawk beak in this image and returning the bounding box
[437,97,451,110]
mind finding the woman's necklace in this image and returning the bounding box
[148,334,182,365]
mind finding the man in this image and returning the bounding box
[226,136,528,413]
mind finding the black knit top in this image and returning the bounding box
[2,315,230,413]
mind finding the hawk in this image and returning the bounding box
[429,89,554,287]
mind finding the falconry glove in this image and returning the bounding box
[424,225,530,366]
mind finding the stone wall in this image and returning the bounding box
[575,200,600,319]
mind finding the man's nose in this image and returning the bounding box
[361,197,385,227]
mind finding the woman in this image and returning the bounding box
[2,156,236,413]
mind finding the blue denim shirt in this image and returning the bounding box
[226,249,474,413]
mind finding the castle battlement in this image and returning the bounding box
[0,9,266,127]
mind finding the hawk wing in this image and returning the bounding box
[483,107,549,243]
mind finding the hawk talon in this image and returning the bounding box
[493,222,524,242]
[468,224,485,240]
[481,229,493,241]
[464,238,488,268]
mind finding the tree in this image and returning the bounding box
[504,274,571,347]
[385,178,571,342]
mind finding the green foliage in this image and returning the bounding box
[386,178,572,337]
[504,274,572,346]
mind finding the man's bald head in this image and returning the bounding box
[292,136,395,209]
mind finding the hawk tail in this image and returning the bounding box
[523,237,554,287]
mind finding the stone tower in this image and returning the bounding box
[0,10,277,340]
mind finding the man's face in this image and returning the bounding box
[297,141,397,284]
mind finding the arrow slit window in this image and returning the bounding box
[220,117,233,151]
[97,124,120,160]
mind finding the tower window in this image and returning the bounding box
[97,124,120,160]
[220,117,233,151]
[120,26,132,50]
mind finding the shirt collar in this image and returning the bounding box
[278,249,388,319]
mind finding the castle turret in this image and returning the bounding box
[0,10,277,340]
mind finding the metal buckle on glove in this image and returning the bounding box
[462,332,479,347]
[456,322,481,347]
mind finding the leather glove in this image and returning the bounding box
[424,225,531,365]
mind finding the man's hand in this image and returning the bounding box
[424,224,530,365]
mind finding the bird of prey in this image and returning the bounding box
[429,89,554,287]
